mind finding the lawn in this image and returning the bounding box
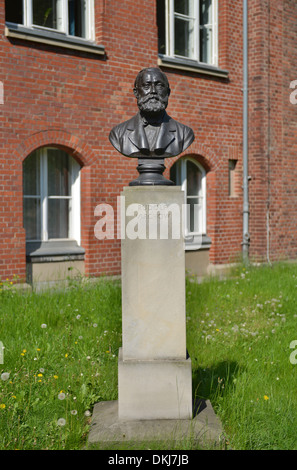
[0,262,297,450]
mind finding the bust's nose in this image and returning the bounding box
[149,83,157,94]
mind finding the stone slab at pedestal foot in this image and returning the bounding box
[88,400,225,449]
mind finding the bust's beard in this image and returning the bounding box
[137,96,168,117]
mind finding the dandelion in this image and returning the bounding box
[93,323,98,328]
[39,368,45,373]
[70,410,77,415]
[264,395,269,401]
[84,410,91,417]
[57,418,66,426]
[0,404,5,409]
[53,375,58,380]
[58,392,66,400]
[41,324,47,329]
[1,372,10,381]
[37,373,43,377]
[65,353,68,358]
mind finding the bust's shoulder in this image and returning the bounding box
[110,114,138,135]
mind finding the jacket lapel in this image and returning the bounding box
[155,116,176,153]
[127,113,149,153]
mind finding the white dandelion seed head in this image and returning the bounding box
[41,324,47,329]
[57,418,66,426]
[58,392,66,400]
[1,372,10,381]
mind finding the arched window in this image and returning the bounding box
[170,157,207,250]
[23,147,81,244]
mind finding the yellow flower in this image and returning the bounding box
[37,373,43,377]
[264,395,269,401]
[22,349,27,353]
[0,404,5,409]
[65,353,68,358]
[20,353,25,356]
[53,375,58,380]
[36,348,41,351]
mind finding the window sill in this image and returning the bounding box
[5,22,105,56]
[26,240,85,263]
[185,234,212,251]
[158,55,229,79]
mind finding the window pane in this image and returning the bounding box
[23,153,40,196]
[33,0,61,30]
[48,149,71,197]
[200,0,212,25]
[186,197,200,233]
[48,199,69,238]
[170,163,177,185]
[68,0,85,37]
[174,17,194,58]
[157,0,166,54]
[187,161,202,196]
[200,26,212,63]
[23,198,41,240]
[174,0,193,17]
[5,0,23,24]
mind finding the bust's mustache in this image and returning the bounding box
[137,94,168,112]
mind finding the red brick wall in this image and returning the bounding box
[4,0,295,281]
[248,0,297,263]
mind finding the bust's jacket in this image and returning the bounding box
[109,111,194,158]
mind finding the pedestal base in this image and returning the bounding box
[88,400,225,449]
[118,348,192,421]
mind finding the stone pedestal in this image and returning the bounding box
[118,186,192,421]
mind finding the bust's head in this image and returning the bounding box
[133,68,171,118]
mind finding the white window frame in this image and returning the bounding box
[165,0,218,66]
[23,147,81,244]
[19,0,94,40]
[173,157,206,249]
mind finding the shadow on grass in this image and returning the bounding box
[192,360,243,407]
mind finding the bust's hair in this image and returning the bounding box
[134,67,170,92]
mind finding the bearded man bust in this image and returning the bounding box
[109,67,195,185]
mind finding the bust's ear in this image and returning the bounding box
[133,87,138,98]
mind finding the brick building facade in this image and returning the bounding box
[0,0,296,285]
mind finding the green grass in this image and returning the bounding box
[1,262,297,450]
[186,262,297,450]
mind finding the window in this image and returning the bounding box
[228,159,237,197]
[170,158,207,249]
[157,0,218,66]
[23,148,81,243]
[5,0,94,40]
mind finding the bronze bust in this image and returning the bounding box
[109,67,195,185]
